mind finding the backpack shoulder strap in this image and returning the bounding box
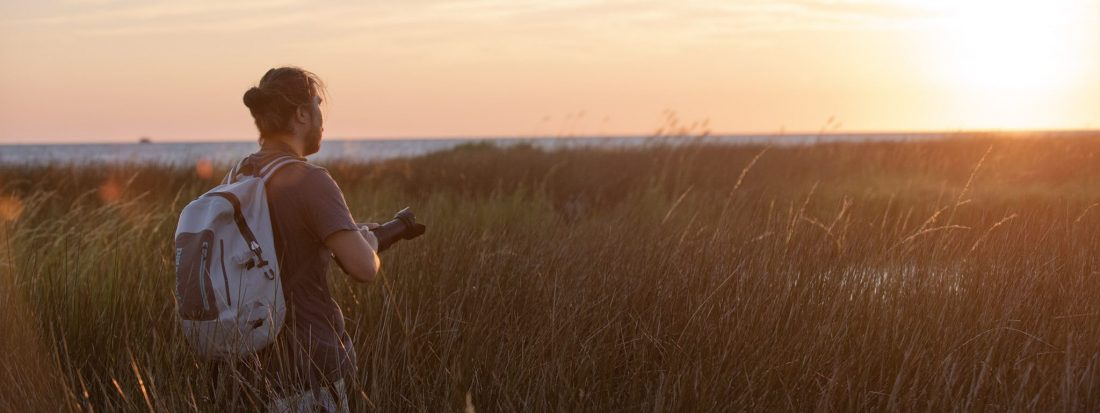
[260,156,305,184]
[222,158,247,185]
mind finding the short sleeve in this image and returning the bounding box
[301,167,359,242]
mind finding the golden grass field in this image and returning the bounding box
[5,134,1100,411]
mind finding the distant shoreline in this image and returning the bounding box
[2,130,1100,166]
[2,129,1099,146]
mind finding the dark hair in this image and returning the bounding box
[242,67,326,139]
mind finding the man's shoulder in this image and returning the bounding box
[280,160,332,179]
[241,151,314,176]
[269,161,340,193]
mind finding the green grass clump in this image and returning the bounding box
[6,134,1100,411]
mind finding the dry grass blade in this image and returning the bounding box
[129,353,156,413]
[732,146,769,193]
[661,186,694,224]
[1073,203,1098,225]
[968,213,1018,254]
[896,225,971,247]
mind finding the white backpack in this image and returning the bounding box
[174,155,301,358]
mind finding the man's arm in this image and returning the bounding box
[326,229,380,283]
[298,166,380,283]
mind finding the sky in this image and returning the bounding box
[1,0,1099,143]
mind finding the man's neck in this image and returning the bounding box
[262,135,304,157]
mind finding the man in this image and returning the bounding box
[237,66,379,412]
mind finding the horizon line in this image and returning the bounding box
[2,128,1099,146]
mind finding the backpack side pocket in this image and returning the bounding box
[175,229,219,321]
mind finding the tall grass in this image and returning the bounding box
[5,134,1100,411]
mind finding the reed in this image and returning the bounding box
[4,133,1100,411]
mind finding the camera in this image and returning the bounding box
[360,207,426,252]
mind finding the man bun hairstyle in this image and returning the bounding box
[242,67,326,139]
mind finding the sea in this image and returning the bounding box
[0,131,1093,166]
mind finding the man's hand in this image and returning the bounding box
[358,223,381,251]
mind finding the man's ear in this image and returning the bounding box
[294,106,309,125]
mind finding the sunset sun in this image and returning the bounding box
[930,0,1092,127]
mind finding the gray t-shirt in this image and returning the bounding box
[241,141,360,391]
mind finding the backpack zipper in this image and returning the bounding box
[199,241,210,312]
[219,239,232,307]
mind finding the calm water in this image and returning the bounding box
[0,132,1063,166]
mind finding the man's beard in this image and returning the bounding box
[303,124,322,156]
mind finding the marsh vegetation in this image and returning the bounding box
[5,134,1100,411]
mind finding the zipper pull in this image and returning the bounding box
[198,241,210,312]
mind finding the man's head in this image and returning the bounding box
[243,67,326,155]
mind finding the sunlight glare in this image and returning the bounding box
[0,196,24,223]
[936,0,1088,103]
